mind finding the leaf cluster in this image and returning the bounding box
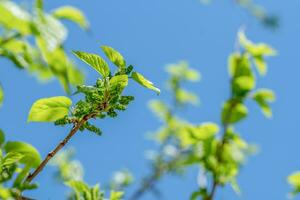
[0,0,89,100]
[0,129,41,199]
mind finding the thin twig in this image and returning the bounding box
[129,149,186,200]
[24,113,95,184]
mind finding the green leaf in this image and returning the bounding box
[34,14,67,50]
[252,89,275,118]
[288,172,300,188]
[0,129,5,146]
[52,6,89,29]
[233,76,255,92]
[28,96,72,122]
[228,53,252,78]
[131,72,160,94]
[239,31,277,57]
[222,102,248,124]
[110,191,124,200]
[180,122,219,147]
[248,43,277,57]
[0,1,32,35]
[166,61,200,82]
[148,100,170,121]
[253,55,267,75]
[0,85,3,107]
[73,51,110,77]
[66,180,91,199]
[4,141,41,167]
[176,89,199,105]
[101,46,126,69]
[35,0,43,11]
[109,75,128,91]
[193,123,219,140]
[2,152,23,167]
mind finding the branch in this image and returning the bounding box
[129,149,186,200]
[205,99,238,200]
[24,113,95,184]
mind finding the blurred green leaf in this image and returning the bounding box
[288,172,300,189]
[1,152,23,167]
[0,1,32,35]
[222,102,248,124]
[4,141,41,167]
[110,191,123,200]
[52,6,89,29]
[0,129,5,146]
[166,61,200,82]
[233,76,255,92]
[252,89,275,117]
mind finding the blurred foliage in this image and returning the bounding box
[200,0,279,30]
[288,172,300,198]
[51,148,124,200]
[129,61,203,200]
[129,31,276,200]
[0,129,41,199]
[0,0,89,100]
[110,169,134,191]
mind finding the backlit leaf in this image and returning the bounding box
[131,72,160,94]
[52,6,89,29]
[4,141,41,167]
[73,51,110,77]
[28,96,72,122]
[101,46,126,69]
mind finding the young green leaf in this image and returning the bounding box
[101,46,126,69]
[0,129,5,146]
[288,172,300,189]
[166,61,201,82]
[73,51,110,77]
[110,191,124,200]
[2,152,23,167]
[252,89,275,117]
[222,102,248,124]
[28,96,72,122]
[193,123,219,140]
[0,1,32,35]
[253,55,267,75]
[233,76,255,92]
[109,75,128,91]
[131,72,160,94]
[52,6,89,29]
[4,141,41,167]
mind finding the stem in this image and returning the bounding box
[129,149,185,200]
[205,99,238,200]
[24,113,94,184]
[129,170,160,200]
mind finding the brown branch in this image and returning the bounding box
[24,113,95,184]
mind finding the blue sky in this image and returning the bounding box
[0,0,299,199]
